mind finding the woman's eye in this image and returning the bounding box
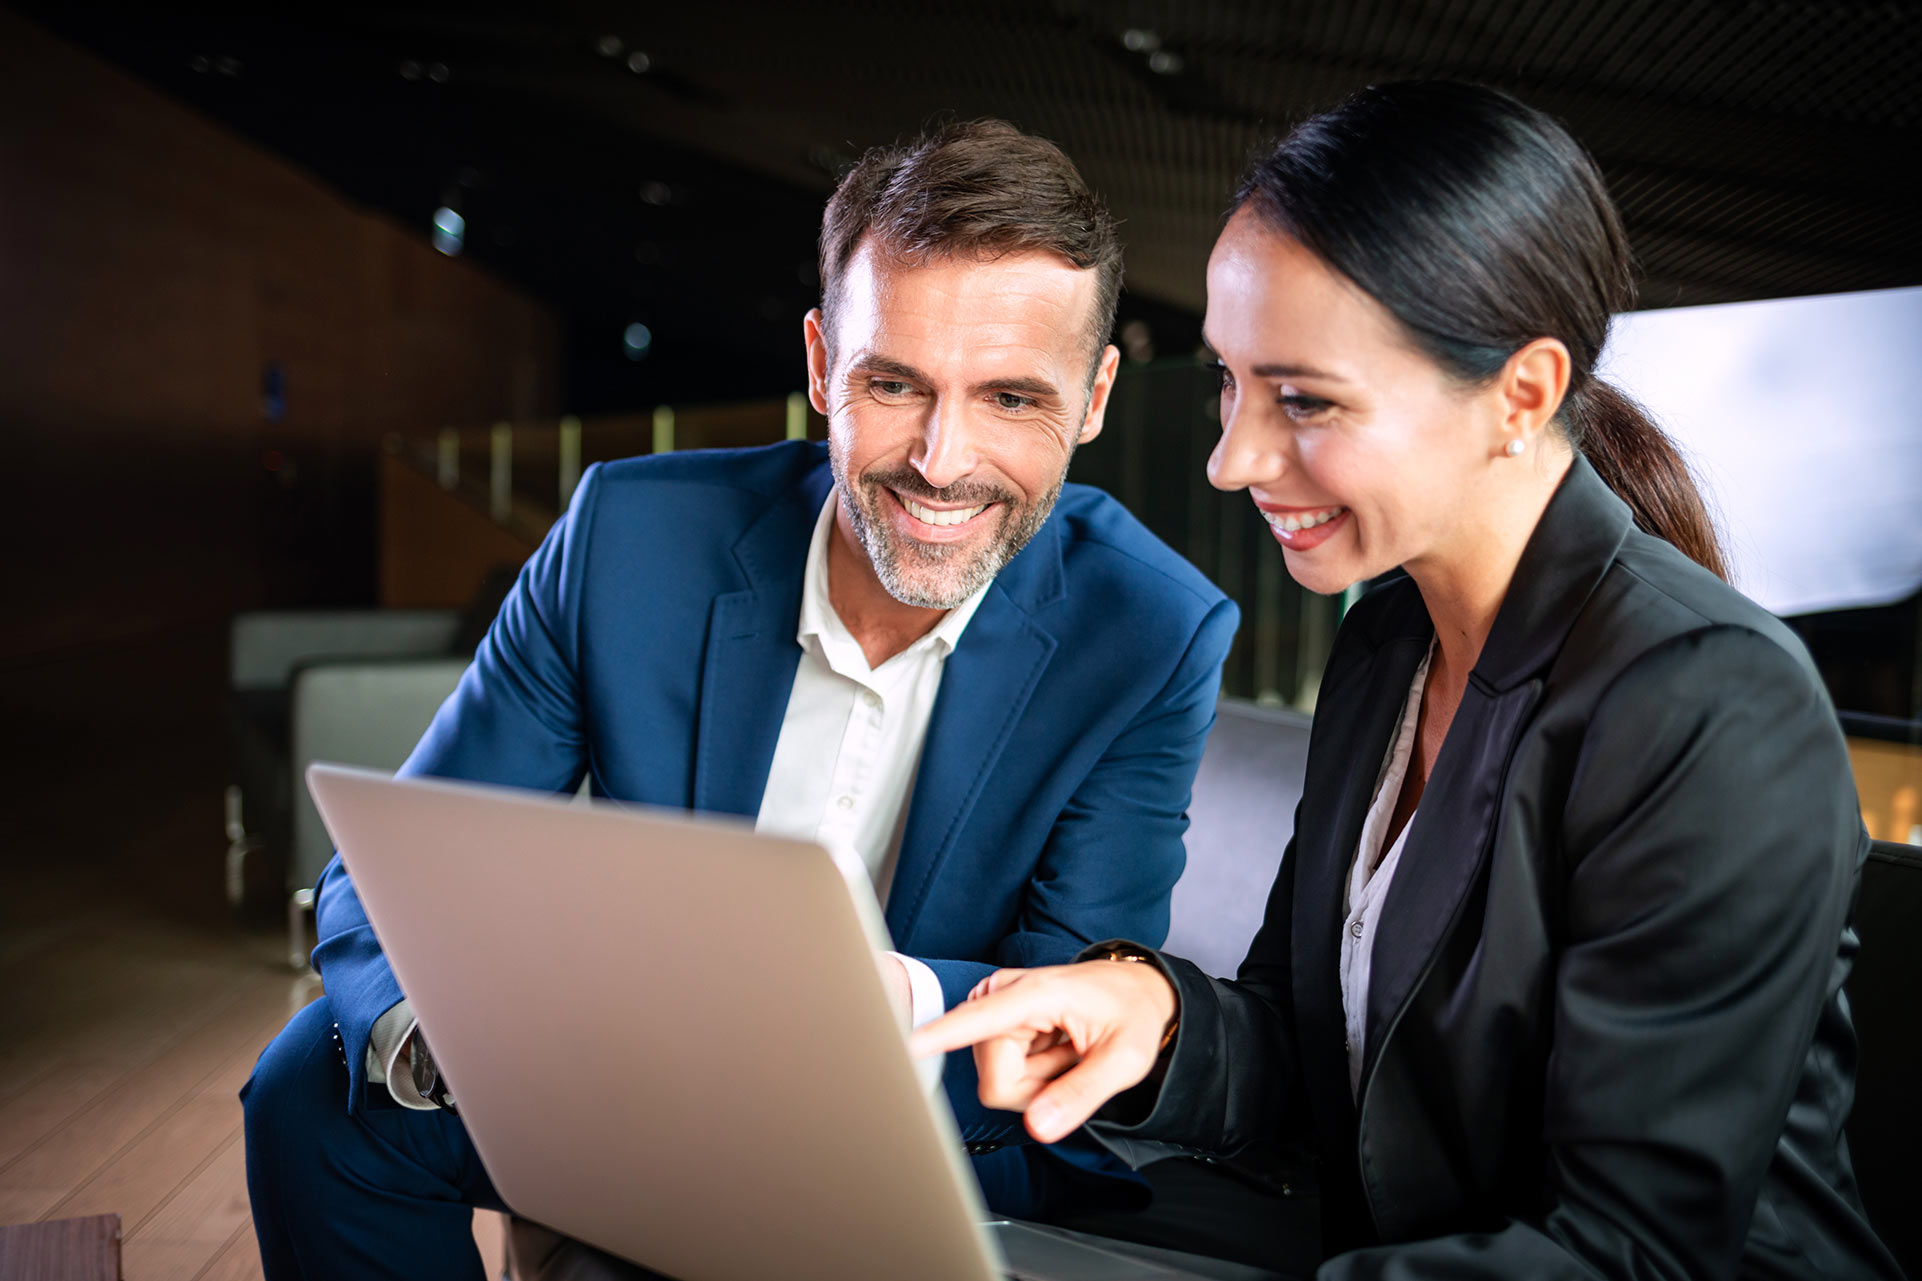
[1212,362,1235,394]
[1280,394,1334,422]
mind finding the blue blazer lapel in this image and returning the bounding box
[690,466,831,818]
[885,520,1064,942]
[693,591,803,817]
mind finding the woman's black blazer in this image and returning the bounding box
[1094,459,1899,1278]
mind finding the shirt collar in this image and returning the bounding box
[796,489,991,659]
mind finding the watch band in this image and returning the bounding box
[409,1032,458,1112]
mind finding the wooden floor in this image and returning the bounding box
[0,889,507,1280]
[0,629,503,1279]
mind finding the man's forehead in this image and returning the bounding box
[846,240,1091,304]
[831,241,1099,367]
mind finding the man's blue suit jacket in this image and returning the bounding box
[312,442,1236,1176]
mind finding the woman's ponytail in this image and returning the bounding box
[1563,378,1728,580]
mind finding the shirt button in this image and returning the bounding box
[863,691,881,709]
[1349,919,1364,938]
[1344,1038,1352,1055]
[836,795,854,810]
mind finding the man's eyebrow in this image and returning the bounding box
[976,375,1062,400]
[846,354,930,384]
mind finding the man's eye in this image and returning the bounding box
[994,392,1034,411]
[871,380,912,398]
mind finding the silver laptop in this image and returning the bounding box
[306,764,1265,1281]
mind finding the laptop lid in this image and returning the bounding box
[306,763,1004,1281]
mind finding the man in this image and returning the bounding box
[242,119,1236,1280]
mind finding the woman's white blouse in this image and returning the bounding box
[1341,642,1434,1097]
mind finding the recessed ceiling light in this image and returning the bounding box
[596,34,623,57]
[1122,28,1160,52]
[1147,50,1183,75]
[627,51,651,73]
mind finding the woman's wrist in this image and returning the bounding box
[1085,942,1180,1053]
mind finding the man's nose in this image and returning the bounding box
[911,399,977,491]
[1206,397,1285,493]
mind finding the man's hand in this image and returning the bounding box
[877,952,913,1030]
[909,960,1177,1143]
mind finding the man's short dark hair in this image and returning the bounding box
[818,119,1123,374]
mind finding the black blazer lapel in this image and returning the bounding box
[1293,631,1431,1143]
[1360,674,1541,1084]
[690,467,831,818]
[1360,457,1633,1087]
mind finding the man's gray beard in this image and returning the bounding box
[834,462,1070,610]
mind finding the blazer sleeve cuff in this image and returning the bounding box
[1076,941,1231,1169]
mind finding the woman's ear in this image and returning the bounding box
[1495,337,1572,454]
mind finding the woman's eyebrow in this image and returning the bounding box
[1199,335,1348,384]
[1249,362,1347,383]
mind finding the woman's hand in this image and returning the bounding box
[909,959,1178,1143]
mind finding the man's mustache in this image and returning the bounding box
[860,467,1015,509]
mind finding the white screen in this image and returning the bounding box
[1598,285,1922,617]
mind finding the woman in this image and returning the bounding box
[914,82,1899,1278]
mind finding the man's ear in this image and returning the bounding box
[803,309,832,416]
[1077,344,1122,445]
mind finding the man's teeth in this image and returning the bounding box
[1263,506,1347,533]
[902,496,988,527]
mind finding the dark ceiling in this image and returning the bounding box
[16,1,1921,412]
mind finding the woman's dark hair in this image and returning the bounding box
[1233,81,1727,579]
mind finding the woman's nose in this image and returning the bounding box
[1207,399,1283,493]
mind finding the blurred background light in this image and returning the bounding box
[623,322,653,360]
[431,205,464,256]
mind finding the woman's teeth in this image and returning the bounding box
[1263,506,1346,533]
[902,497,988,527]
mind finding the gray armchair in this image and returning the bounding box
[225,609,467,967]
[285,655,469,967]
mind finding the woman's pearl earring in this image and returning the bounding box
[1504,438,1525,457]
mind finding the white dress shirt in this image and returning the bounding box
[1340,642,1433,1097]
[371,489,985,1106]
